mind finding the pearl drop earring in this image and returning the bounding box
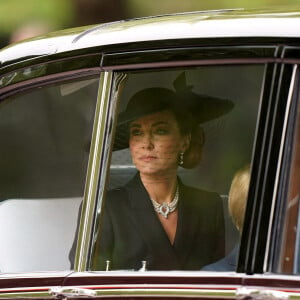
[179,152,184,165]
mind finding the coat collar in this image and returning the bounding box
[124,173,200,269]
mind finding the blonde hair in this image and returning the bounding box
[228,165,250,232]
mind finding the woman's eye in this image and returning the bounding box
[130,129,142,136]
[155,128,169,135]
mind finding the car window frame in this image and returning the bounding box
[239,61,296,274]
[267,59,300,274]
[83,44,288,275]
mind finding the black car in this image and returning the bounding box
[1,7,300,299]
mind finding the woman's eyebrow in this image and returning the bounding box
[130,121,169,128]
[152,121,169,127]
[129,123,142,128]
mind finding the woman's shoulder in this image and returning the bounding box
[180,182,223,210]
[107,175,138,197]
[107,186,127,199]
[181,182,220,199]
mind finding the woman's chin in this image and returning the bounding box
[137,165,177,178]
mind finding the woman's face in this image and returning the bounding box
[129,110,190,177]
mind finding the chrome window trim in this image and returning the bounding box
[53,286,237,298]
[0,290,52,299]
[263,64,298,272]
[74,71,113,271]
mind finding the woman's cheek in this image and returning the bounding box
[129,139,139,152]
[161,140,180,151]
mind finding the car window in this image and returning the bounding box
[0,76,99,273]
[275,67,300,274]
[90,65,264,272]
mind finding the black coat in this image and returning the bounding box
[91,174,225,271]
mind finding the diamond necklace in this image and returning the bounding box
[150,185,179,219]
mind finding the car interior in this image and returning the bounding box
[0,65,263,272]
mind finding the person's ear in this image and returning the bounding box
[181,133,191,152]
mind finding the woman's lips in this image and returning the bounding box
[140,155,157,162]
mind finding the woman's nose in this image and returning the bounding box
[141,133,154,150]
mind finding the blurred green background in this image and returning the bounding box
[0,0,299,47]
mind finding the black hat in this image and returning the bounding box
[114,72,234,150]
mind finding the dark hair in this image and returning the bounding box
[172,108,205,169]
[114,78,234,151]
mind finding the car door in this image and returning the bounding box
[59,44,288,299]
[0,52,102,298]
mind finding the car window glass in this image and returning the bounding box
[0,76,99,273]
[91,66,264,271]
[276,69,300,274]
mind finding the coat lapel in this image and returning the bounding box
[173,180,200,266]
[125,174,181,269]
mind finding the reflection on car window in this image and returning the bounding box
[91,66,264,271]
[202,165,250,271]
[276,72,300,274]
[0,76,99,273]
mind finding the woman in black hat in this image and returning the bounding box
[91,73,234,271]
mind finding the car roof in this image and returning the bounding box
[1,7,300,68]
